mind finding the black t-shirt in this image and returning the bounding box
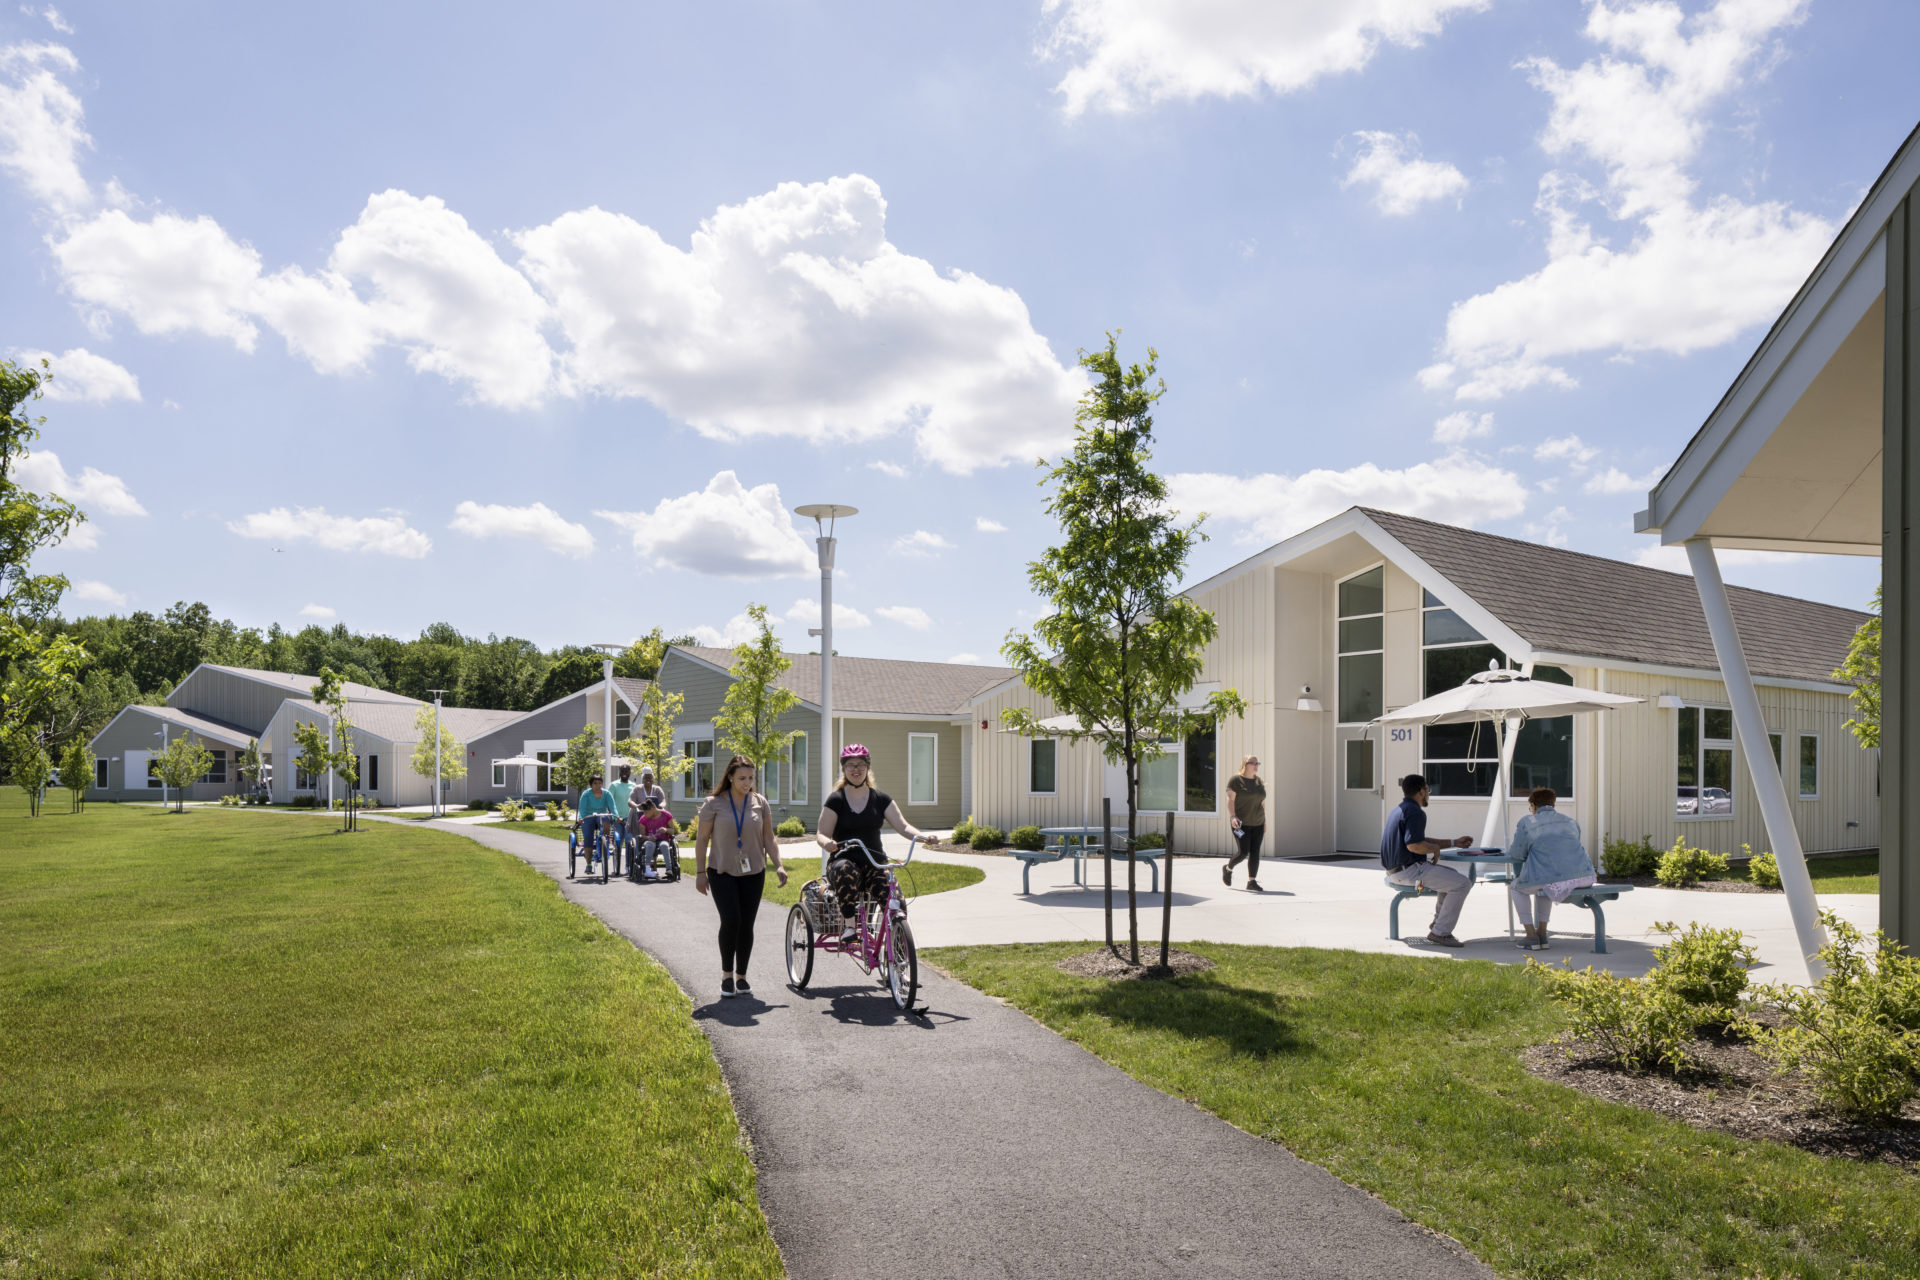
[825,786,893,863]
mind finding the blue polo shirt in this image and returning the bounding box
[1380,798,1427,872]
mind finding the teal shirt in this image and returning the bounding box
[578,789,619,819]
[608,780,634,819]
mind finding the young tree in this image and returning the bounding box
[152,734,213,814]
[60,737,94,812]
[1835,586,1880,749]
[410,705,467,808]
[9,734,51,816]
[561,722,606,797]
[617,685,693,790]
[235,738,264,797]
[310,668,360,830]
[713,604,801,795]
[1001,335,1246,965]
[292,719,331,809]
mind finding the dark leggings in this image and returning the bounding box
[826,856,887,918]
[708,870,766,974]
[1227,824,1266,877]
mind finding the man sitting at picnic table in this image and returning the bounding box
[1381,773,1474,948]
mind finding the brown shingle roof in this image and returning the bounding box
[285,699,521,743]
[612,676,651,710]
[1362,509,1868,684]
[673,646,1013,716]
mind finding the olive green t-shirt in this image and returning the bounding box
[1227,775,1266,827]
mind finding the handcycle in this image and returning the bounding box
[567,816,619,884]
[784,836,919,1011]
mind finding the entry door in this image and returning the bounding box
[1335,729,1383,853]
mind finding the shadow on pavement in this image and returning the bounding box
[693,996,791,1026]
[782,982,970,1029]
[1021,891,1212,909]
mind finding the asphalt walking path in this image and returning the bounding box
[443,820,1493,1280]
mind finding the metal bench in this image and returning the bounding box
[1011,844,1071,894]
[1386,878,1634,952]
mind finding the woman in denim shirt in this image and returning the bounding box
[1505,787,1595,950]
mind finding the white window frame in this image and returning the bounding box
[907,732,939,806]
[366,752,379,793]
[677,728,715,801]
[789,732,808,806]
[1676,703,1736,822]
[1798,733,1820,801]
[1335,562,1386,728]
[1028,737,1058,796]
[94,758,108,789]
[1127,722,1221,816]
[203,749,227,785]
[524,739,568,794]
[491,763,506,787]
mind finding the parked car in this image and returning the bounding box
[1676,785,1732,816]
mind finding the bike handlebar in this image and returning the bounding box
[834,835,918,869]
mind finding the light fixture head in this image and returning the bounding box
[1294,684,1324,713]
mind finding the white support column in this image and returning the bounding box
[1686,540,1828,977]
[1479,660,1533,848]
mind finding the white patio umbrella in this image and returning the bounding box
[1369,668,1642,847]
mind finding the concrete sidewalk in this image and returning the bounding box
[443,820,1493,1280]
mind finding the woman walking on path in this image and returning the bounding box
[1223,755,1267,891]
[694,755,788,998]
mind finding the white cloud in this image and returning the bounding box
[1533,434,1600,467]
[1633,544,1809,572]
[1042,0,1490,114]
[227,506,431,558]
[877,605,932,630]
[14,449,145,515]
[36,9,74,35]
[1341,131,1468,216]
[449,500,593,557]
[597,471,813,579]
[1523,505,1575,548]
[15,346,139,402]
[1431,410,1492,445]
[975,516,1008,533]
[69,578,123,606]
[1585,464,1665,494]
[57,520,96,549]
[299,603,336,619]
[946,652,983,665]
[1168,453,1528,544]
[687,596,871,649]
[53,209,268,348]
[0,41,88,212]
[1423,0,1832,401]
[868,460,907,479]
[893,529,953,557]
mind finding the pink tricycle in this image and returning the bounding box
[784,836,919,1011]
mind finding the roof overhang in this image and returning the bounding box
[1637,122,1920,557]
[89,703,254,751]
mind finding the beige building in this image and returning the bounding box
[970,508,1876,864]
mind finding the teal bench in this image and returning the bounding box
[1013,839,1164,895]
[1387,879,1634,952]
[1011,844,1071,894]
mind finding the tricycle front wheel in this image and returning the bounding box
[785,905,814,989]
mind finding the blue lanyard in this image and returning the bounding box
[726,791,748,850]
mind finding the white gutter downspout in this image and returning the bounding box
[1686,540,1828,979]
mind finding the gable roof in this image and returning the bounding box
[669,645,1013,716]
[282,698,523,743]
[92,703,255,750]
[1359,509,1866,685]
[182,663,420,706]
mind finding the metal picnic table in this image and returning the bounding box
[1016,826,1163,895]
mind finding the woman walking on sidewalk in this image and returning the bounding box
[1223,755,1267,891]
[694,755,788,998]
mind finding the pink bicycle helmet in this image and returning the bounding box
[840,742,871,761]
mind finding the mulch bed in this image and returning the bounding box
[1525,1033,1920,1171]
[1055,947,1216,982]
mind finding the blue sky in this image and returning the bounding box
[2,0,1910,661]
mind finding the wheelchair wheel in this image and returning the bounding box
[666,848,682,882]
[885,917,918,1011]
[785,905,814,988]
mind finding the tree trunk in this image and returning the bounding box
[1125,749,1139,965]
[1159,809,1175,967]
[1102,797,1113,953]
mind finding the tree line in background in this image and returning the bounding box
[20,603,697,765]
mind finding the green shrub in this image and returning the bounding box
[289,795,317,809]
[1647,920,1756,1022]
[1133,831,1167,850]
[951,816,977,845]
[969,825,1006,851]
[498,799,525,822]
[545,801,562,821]
[467,798,490,810]
[1746,845,1782,889]
[1655,836,1729,887]
[776,817,806,837]
[1602,834,1660,877]
[1009,825,1044,852]
[1529,960,1703,1074]
[1744,911,1920,1123]
[520,806,539,822]
[217,794,243,807]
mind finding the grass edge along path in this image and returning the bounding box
[0,797,784,1279]
[928,941,1916,1280]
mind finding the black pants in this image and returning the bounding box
[826,856,887,919]
[708,869,765,974]
[1227,824,1266,878]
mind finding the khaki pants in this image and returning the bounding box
[1387,861,1471,936]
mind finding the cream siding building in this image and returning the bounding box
[970,508,1875,865]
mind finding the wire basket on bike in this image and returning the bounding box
[801,880,839,935]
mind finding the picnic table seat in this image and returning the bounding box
[1386,877,1634,952]
[1011,842,1070,894]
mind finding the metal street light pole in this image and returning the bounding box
[428,689,449,816]
[591,644,625,775]
[795,503,857,875]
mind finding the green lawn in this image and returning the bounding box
[496,819,985,906]
[929,942,1917,1280]
[1724,852,1881,895]
[0,796,783,1279]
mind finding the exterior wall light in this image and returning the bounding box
[1295,685,1324,713]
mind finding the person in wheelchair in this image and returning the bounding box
[633,797,677,879]
[575,774,621,867]
[814,742,921,944]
